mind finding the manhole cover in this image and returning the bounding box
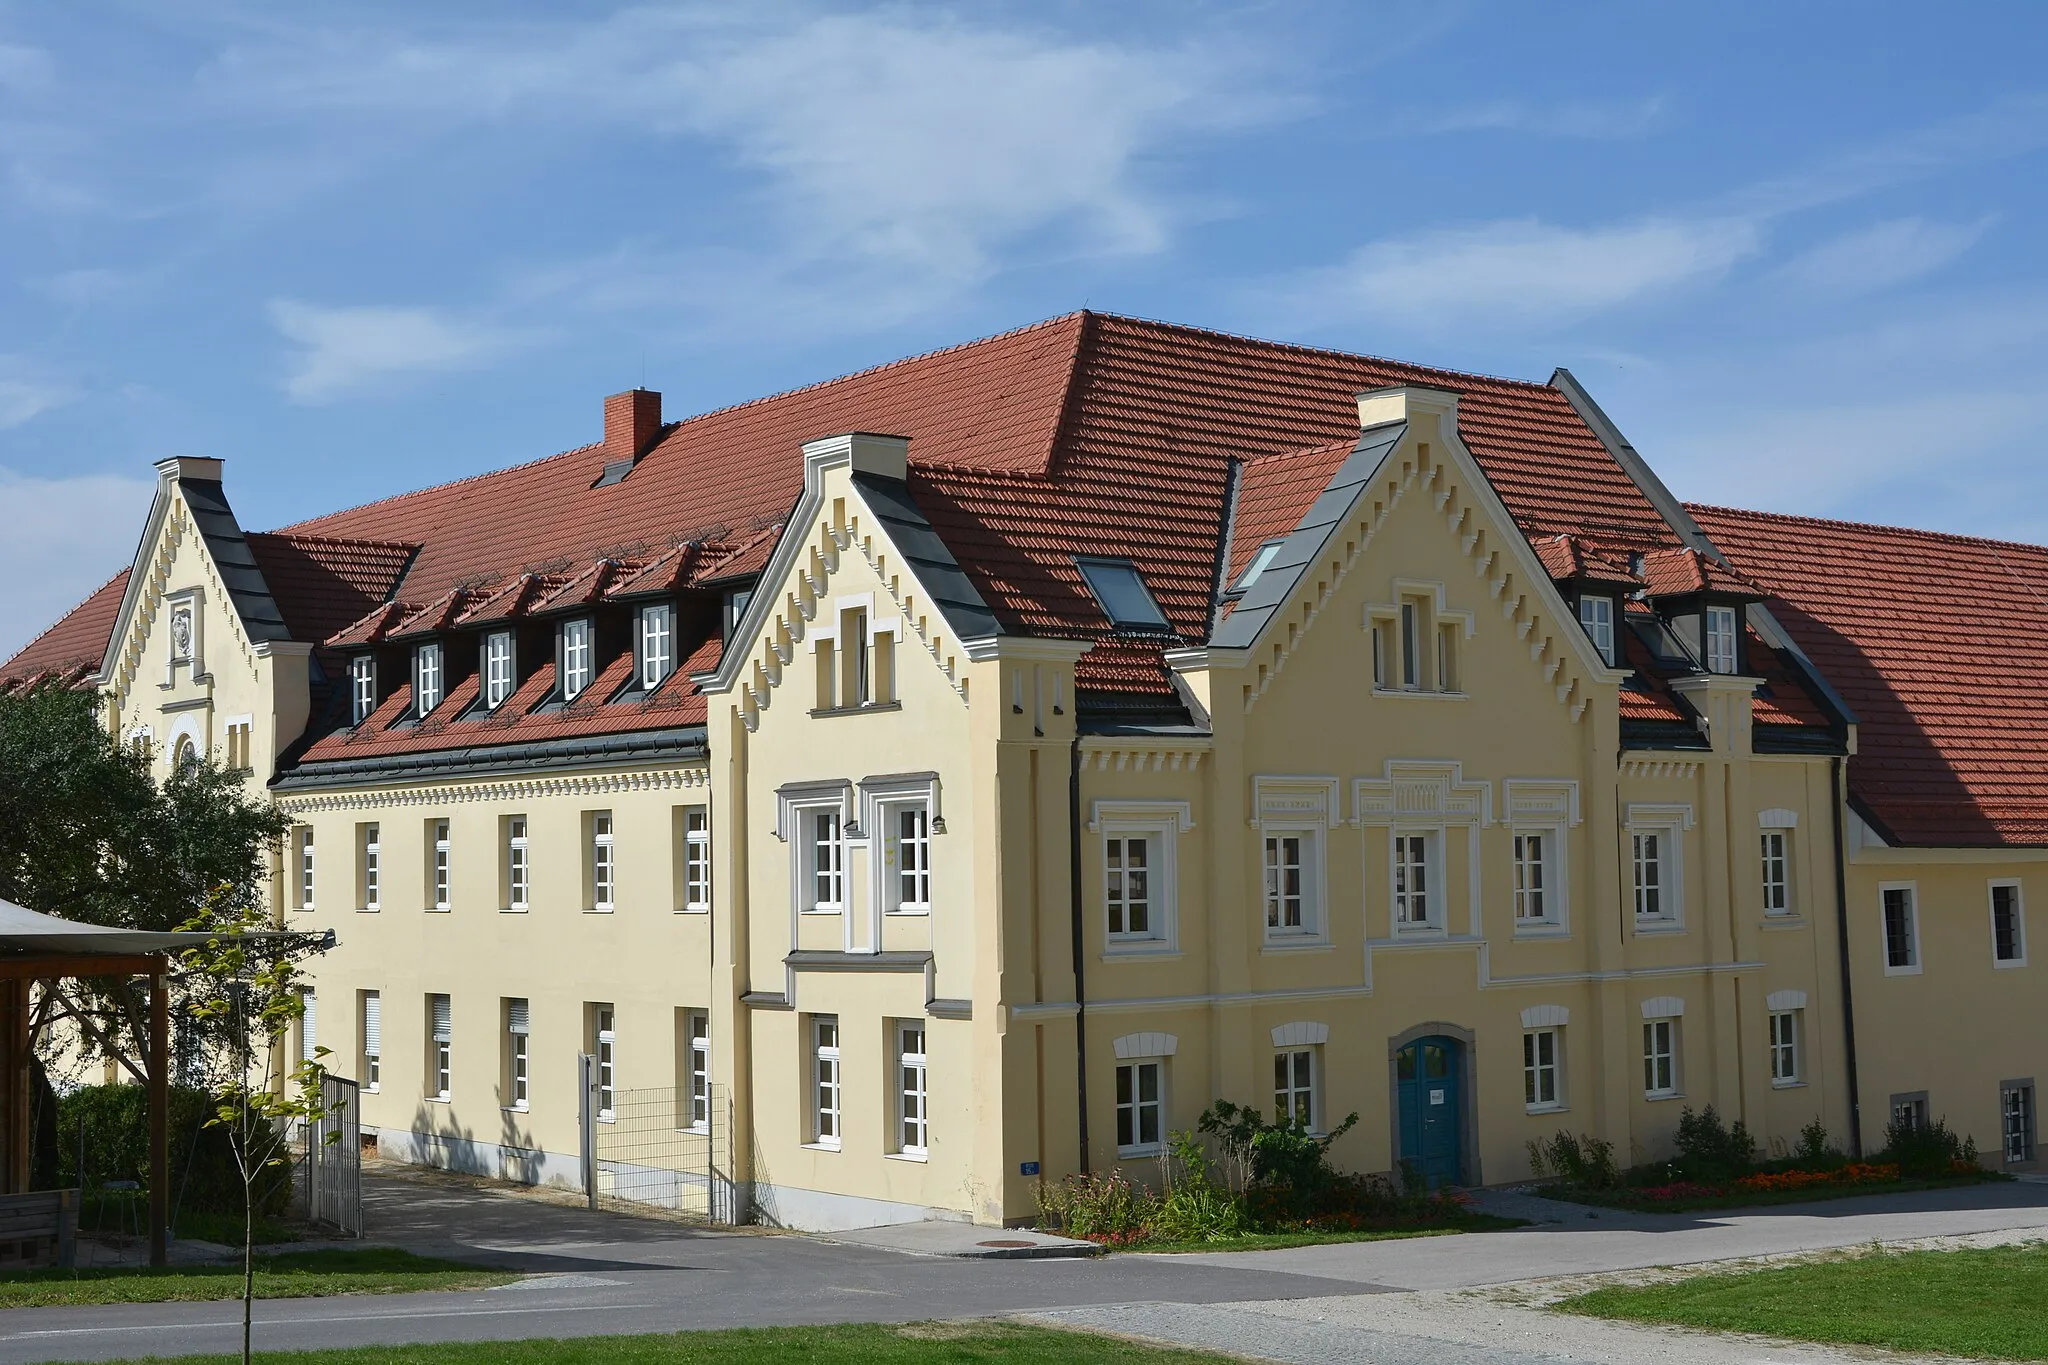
[978,1239,1037,1248]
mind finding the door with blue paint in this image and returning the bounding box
[1396,1036,1464,1189]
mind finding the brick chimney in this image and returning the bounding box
[595,389,662,487]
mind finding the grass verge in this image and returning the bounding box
[0,1248,517,1308]
[94,1321,1229,1364]
[1558,1241,2048,1360]
[1133,1212,1521,1252]
[1537,1172,2000,1214]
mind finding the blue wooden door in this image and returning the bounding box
[1396,1036,1464,1189]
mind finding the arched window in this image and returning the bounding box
[172,736,199,775]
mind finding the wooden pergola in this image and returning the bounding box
[0,898,224,1267]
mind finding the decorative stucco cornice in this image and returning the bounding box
[1078,740,1208,773]
[275,763,708,816]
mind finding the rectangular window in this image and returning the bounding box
[591,1004,615,1121]
[1263,833,1305,932]
[1891,1093,1929,1132]
[686,1011,710,1132]
[1704,605,1739,674]
[1992,882,2027,965]
[299,988,317,1068]
[429,994,452,1101]
[505,998,529,1111]
[811,1016,841,1147]
[1399,602,1420,687]
[506,817,530,912]
[2002,1082,2035,1163]
[359,823,381,911]
[681,808,711,912]
[897,1022,929,1156]
[888,805,931,913]
[1578,595,1615,665]
[808,809,844,912]
[1761,831,1790,916]
[1524,1029,1561,1110]
[1115,1059,1164,1153]
[1393,832,1432,927]
[1370,621,1386,688]
[1633,832,1664,922]
[296,827,316,911]
[561,618,592,700]
[844,608,870,706]
[639,603,674,690]
[590,811,615,911]
[359,990,380,1091]
[1274,1048,1314,1128]
[484,631,514,709]
[1883,885,1919,971]
[1435,621,1459,692]
[1105,835,1152,938]
[351,656,376,724]
[1769,1010,1801,1084]
[1643,1019,1677,1097]
[413,643,443,716]
[1513,831,1550,923]
[431,819,451,911]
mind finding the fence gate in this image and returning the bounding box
[589,1082,734,1223]
[303,1074,362,1237]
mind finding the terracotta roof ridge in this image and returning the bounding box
[268,440,606,535]
[1039,309,1096,476]
[252,530,423,551]
[1244,435,1359,467]
[1688,502,2048,558]
[0,567,129,674]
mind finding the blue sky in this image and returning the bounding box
[4,1,2046,657]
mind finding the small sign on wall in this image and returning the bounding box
[1020,1161,1041,1176]
[1429,1089,1445,1106]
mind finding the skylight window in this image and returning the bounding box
[1234,541,1285,593]
[1077,558,1169,631]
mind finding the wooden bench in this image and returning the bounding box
[0,1190,79,1269]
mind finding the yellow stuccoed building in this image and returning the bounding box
[6,313,2041,1230]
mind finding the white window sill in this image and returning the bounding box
[887,908,932,918]
[427,906,451,914]
[885,1151,928,1164]
[1883,964,1923,977]
[1760,915,1807,931]
[1116,1145,1165,1160]
[1525,1102,1569,1116]
[1392,925,1448,940]
[1771,1078,1806,1090]
[801,1141,842,1153]
[358,906,379,914]
[503,906,530,915]
[1102,946,1180,962]
[502,1103,529,1113]
[802,908,845,917]
[680,1123,709,1136]
[1370,687,1467,702]
[597,1115,615,1125]
[1644,1090,1684,1103]
[1994,958,2029,970]
[678,905,711,915]
[429,1095,451,1105]
[587,906,616,915]
[1513,923,1569,940]
[1260,938,1332,955]
[1633,920,1687,936]
[365,1083,380,1094]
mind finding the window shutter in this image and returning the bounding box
[507,998,530,1035]
[431,995,452,1042]
[302,990,317,1053]
[362,993,381,1056]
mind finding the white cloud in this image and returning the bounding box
[270,300,522,402]
[1412,96,1668,140]
[1773,216,1993,298]
[0,467,154,665]
[0,377,74,427]
[0,41,54,92]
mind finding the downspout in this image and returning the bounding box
[1829,755,1863,1158]
[1069,736,1091,1173]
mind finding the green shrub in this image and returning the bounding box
[1149,1131,1248,1243]
[1792,1119,1845,1171]
[1196,1099,1360,1213]
[1034,1169,1152,1240]
[56,1083,291,1220]
[1878,1116,1979,1179]
[1527,1129,1621,1190]
[1672,1105,1758,1182]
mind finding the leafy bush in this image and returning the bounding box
[1526,1129,1622,1190]
[1793,1119,1845,1170]
[1672,1106,1758,1182]
[1148,1132,1249,1243]
[56,1083,291,1220]
[1879,1116,1980,1180]
[1034,1170,1150,1241]
[1197,1100,1360,1213]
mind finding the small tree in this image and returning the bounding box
[176,889,333,1365]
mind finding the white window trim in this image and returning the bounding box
[680,807,712,914]
[1989,879,2028,969]
[1642,1016,1680,1100]
[589,811,616,913]
[1363,581,1475,697]
[1768,1009,1803,1088]
[350,655,377,724]
[1260,826,1324,944]
[360,990,381,1093]
[810,1015,843,1150]
[359,823,381,913]
[483,631,514,709]
[1510,825,1566,934]
[1760,828,1794,918]
[1090,801,1190,955]
[560,617,594,701]
[685,1011,710,1133]
[1389,826,1446,935]
[505,816,531,914]
[896,1020,930,1159]
[1578,594,1616,666]
[1704,604,1739,674]
[1273,1044,1319,1132]
[1880,880,1922,976]
[638,602,675,690]
[1503,779,1578,936]
[413,642,444,717]
[591,1005,617,1122]
[431,819,451,912]
[295,826,316,912]
[1523,1026,1566,1114]
[1113,1053,1169,1158]
[1626,803,1694,932]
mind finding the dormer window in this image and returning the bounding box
[1233,541,1284,593]
[350,656,376,725]
[1704,605,1739,674]
[1578,595,1617,665]
[413,642,444,716]
[638,603,674,689]
[483,631,515,708]
[561,618,592,700]
[1077,557,1169,632]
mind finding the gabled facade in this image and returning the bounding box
[6,311,2041,1227]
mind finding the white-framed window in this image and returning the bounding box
[685,1011,710,1132]
[811,1015,842,1148]
[359,990,380,1091]
[2003,1081,2036,1164]
[681,807,711,912]
[1991,881,2027,966]
[359,822,381,911]
[1642,1018,1678,1097]
[505,998,529,1111]
[1392,830,1436,929]
[1578,594,1616,665]
[561,618,592,700]
[1105,833,1156,941]
[1262,831,1312,936]
[1761,831,1791,916]
[429,994,452,1101]
[1633,830,1664,922]
[431,819,451,911]
[844,606,870,706]
[1093,805,1185,951]
[1076,557,1169,631]
[1274,1047,1315,1128]
[1524,1028,1562,1111]
[1769,1010,1801,1085]
[897,1021,929,1157]
[413,642,443,716]
[639,603,674,689]
[1399,600,1421,688]
[1115,1059,1165,1155]
[1881,883,1920,973]
[298,988,318,1069]
[483,631,514,709]
[886,804,931,914]
[294,827,316,911]
[591,1004,615,1121]
[590,811,615,912]
[1704,605,1739,674]
[350,655,376,724]
[505,816,530,912]
[1513,830,1555,925]
[806,808,845,913]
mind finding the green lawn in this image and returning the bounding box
[99,1322,1227,1364]
[0,1248,517,1308]
[1540,1172,1999,1214]
[1558,1241,2048,1360]
[1136,1212,1521,1252]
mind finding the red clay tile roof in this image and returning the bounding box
[1639,545,1762,600]
[244,534,417,649]
[1531,533,1643,589]
[1,569,130,685]
[1690,504,2048,846]
[1227,438,1356,587]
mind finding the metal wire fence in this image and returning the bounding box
[592,1083,734,1223]
[301,1074,361,1237]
